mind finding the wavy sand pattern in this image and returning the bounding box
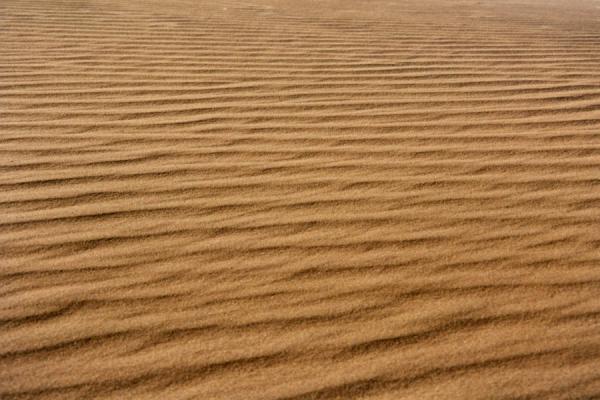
[2,0,600,398]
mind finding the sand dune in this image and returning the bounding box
[2,0,600,398]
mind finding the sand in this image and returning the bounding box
[2,0,600,398]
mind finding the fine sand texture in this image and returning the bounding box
[2,0,600,399]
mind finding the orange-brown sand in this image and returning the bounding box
[2,0,600,398]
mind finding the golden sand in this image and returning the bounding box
[2,0,600,398]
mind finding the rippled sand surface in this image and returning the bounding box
[2,0,600,398]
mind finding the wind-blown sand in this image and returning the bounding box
[2,0,600,398]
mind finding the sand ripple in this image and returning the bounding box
[2,0,600,398]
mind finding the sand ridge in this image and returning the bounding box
[1,0,600,399]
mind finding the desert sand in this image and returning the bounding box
[2,0,600,398]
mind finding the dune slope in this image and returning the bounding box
[2,0,600,399]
